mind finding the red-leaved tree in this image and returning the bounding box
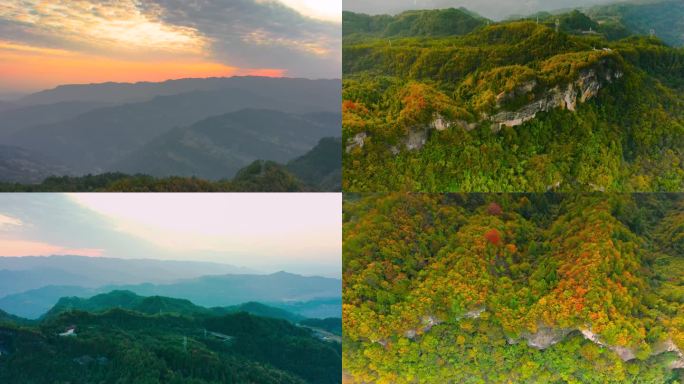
[484,229,502,246]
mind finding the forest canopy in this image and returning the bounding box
[343,193,684,383]
[342,8,684,192]
[0,292,342,384]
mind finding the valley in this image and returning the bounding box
[0,77,342,191]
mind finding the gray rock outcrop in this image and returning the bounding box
[520,324,573,350]
[490,65,623,132]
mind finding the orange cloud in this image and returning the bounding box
[0,42,285,92]
[0,239,104,257]
[237,68,288,77]
[0,0,209,56]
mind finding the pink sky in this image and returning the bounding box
[0,239,104,257]
[0,194,341,274]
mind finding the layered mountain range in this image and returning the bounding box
[0,77,342,190]
[0,256,341,320]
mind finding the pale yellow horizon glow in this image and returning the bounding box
[0,41,285,92]
[0,239,104,257]
[0,0,299,92]
[276,0,342,23]
[67,194,341,266]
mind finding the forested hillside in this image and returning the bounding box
[0,294,342,383]
[343,7,684,192]
[112,109,339,180]
[343,193,684,383]
[343,8,487,40]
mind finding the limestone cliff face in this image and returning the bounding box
[346,132,367,152]
[653,339,684,369]
[345,57,623,153]
[518,324,573,350]
[579,328,636,361]
[378,310,683,370]
[517,326,684,365]
[490,63,623,132]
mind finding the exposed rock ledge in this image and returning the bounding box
[653,339,684,369]
[374,311,684,369]
[519,324,574,350]
[405,315,442,339]
[490,66,622,132]
[390,116,477,154]
[345,62,623,153]
[579,328,636,361]
[516,325,684,366]
[404,308,485,340]
[346,132,367,152]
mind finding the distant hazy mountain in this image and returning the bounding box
[0,256,253,295]
[109,271,341,309]
[17,76,342,107]
[0,101,17,113]
[0,285,97,319]
[113,109,340,179]
[0,271,341,319]
[0,101,110,139]
[0,145,70,183]
[0,77,341,186]
[8,89,328,174]
[586,0,684,47]
[0,268,99,299]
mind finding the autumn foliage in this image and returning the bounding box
[343,193,684,383]
[484,228,502,246]
[487,202,503,216]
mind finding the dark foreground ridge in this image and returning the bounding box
[0,137,342,192]
[0,290,342,384]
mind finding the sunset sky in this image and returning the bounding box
[0,0,341,93]
[0,193,342,277]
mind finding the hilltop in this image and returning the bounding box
[343,8,488,40]
[343,7,684,192]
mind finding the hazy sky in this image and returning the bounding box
[0,193,342,277]
[343,0,618,21]
[0,0,341,93]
